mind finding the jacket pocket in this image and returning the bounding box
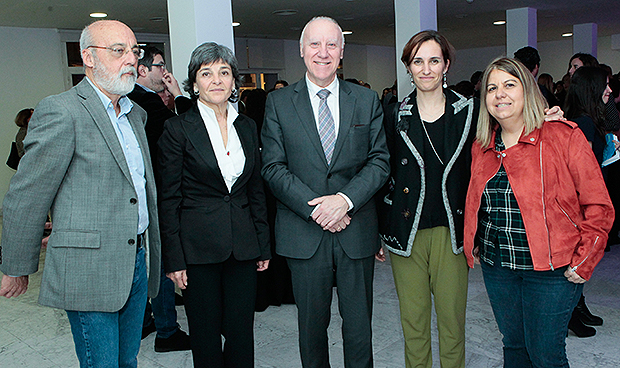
[555,199,580,231]
[48,230,101,249]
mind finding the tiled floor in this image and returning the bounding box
[1,224,619,367]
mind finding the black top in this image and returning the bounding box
[418,114,449,229]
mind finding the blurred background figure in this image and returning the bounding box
[7,108,34,170]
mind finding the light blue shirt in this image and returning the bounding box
[87,77,149,234]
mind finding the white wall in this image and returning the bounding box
[0,27,66,207]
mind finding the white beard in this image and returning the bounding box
[92,63,137,96]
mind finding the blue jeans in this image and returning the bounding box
[481,252,583,368]
[67,246,148,368]
[143,262,179,338]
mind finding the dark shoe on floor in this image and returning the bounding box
[575,295,603,326]
[175,292,184,306]
[568,310,596,338]
[142,320,156,340]
[155,329,191,353]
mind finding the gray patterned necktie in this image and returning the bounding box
[317,89,336,164]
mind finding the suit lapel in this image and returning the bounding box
[330,81,355,168]
[292,80,329,166]
[182,106,228,189]
[76,80,133,185]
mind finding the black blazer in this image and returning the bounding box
[157,104,270,273]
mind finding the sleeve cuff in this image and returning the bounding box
[337,192,354,211]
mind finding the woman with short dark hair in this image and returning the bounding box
[158,42,270,367]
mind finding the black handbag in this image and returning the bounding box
[6,141,20,170]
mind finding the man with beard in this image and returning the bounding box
[0,20,160,367]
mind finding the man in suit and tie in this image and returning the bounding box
[128,46,191,352]
[0,20,160,367]
[261,16,390,368]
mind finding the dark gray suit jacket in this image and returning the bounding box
[261,78,390,260]
[0,79,161,312]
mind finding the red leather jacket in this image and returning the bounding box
[464,120,614,280]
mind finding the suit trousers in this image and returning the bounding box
[390,226,468,368]
[183,256,257,368]
[287,233,375,368]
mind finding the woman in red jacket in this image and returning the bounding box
[464,58,614,368]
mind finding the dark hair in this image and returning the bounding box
[138,46,164,70]
[470,71,482,85]
[401,30,455,69]
[568,53,599,72]
[274,80,288,87]
[183,42,241,101]
[564,66,607,136]
[513,46,540,73]
[451,80,475,98]
[15,108,34,128]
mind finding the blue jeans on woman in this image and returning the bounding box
[66,246,147,368]
[481,251,583,368]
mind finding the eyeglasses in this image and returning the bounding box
[151,62,166,69]
[87,45,144,59]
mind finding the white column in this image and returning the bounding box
[394,0,437,100]
[573,23,598,57]
[166,0,235,78]
[506,7,537,57]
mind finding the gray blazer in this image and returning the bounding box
[261,78,390,260]
[0,79,161,312]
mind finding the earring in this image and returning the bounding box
[443,73,447,89]
[409,73,414,86]
[194,88,199,95]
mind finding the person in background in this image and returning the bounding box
[158,42,270,368]
[1,20,161,367]
[274,79,288,90]
[464,57,613,367]
[514,46,559,108]
[470,70,483,98]
[127,45,192,352]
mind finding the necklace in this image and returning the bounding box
[421,120,444,166]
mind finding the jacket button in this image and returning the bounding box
[402,209,411,219]
[128,239,135,245]
[130,198,137,205]
[224,195,230,202]
[327,173,332,179]
[456,209,463,215]
[501,153,506,157]
[401,158,408,166]
[403,187,409,194]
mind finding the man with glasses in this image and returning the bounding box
[128,46,192,352]
[0,20,160,367]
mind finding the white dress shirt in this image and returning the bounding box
[197,100,245,192]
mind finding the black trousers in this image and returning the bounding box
[287,234,375,368]
[183,256,257,368]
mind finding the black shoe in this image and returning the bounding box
[568,310,596,338]
[175,292,184,306]
[154,329,191,353]
[142,320,156,340]
[575,295,603,326]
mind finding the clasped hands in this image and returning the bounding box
[308,194,350,233]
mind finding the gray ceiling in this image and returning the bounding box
[1,0,618,49]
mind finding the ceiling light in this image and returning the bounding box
[493,20,506,25]
[343,31,353,35]
[272,9,298,16]
[90,12,107,18]
[562,32,573,37]
[232,22,240,27]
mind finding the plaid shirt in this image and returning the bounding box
[476,130,533,270]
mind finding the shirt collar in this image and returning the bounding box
[136,82,155,94]
[197,100,238,128]
[305,73,339,99]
